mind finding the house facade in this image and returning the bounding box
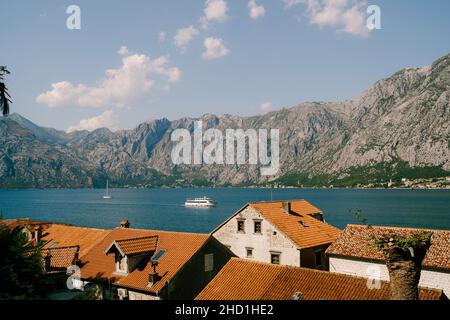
[326,224,450,297]
[212,200,341,269]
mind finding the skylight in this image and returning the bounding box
[151,249,167,265]
[48,242,58,249]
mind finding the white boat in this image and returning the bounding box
[185,197,216,207]
[103,180,112,199]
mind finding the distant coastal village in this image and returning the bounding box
[120,176,450,190]
[1,199,449,301]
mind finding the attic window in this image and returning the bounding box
[116,255,128,274]
[254,220,262,234]
[270,252,281,265]
[246,247,253,258]
[315,250,323,267]
[237,219,245,233]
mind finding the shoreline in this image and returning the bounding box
[0,186,449,191]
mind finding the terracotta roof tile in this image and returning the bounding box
[80,228,209,293]
[106,236,159,256]
[1,218,63,232]
[42,245,79,270]
[41,224,110,258]
[249,200,341,248]
[326,225,450,270]
[196,258,443,300]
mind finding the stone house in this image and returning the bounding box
[212,200,341,269]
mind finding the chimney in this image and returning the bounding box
[120,220,130,228]
[34,226,43,245]
[148,272,160,287]
[282,202,292,214]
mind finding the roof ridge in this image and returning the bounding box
[347,224,450,233]
[43,245,80,251]
[114,227,209,237]
[49,224,107,231]
[249,199,307,204]
[115,235,159,242]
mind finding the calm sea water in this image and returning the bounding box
[0,188,449,232]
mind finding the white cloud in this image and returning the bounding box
[67,110,116,133]
[259,102,272,112]
[117,46,130,56]
[248,0,265,19]
[174,25,200,49]
[284,0,370,37]
[202,37,230,60]
[158,31,166,42]
[150,55,182,83]
[200,0,229,29]
[282,0,302,8]
[37,49,181,109]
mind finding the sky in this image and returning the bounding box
[1,0,450,132]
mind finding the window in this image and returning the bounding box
[204,253,214,272]
[246,248,253,258]
[115,254,128,274]
[237,220,245,233]
[270,252,281,265]
[119,256,127,271]
[151,249,167,265]
[254,220,262,234]
[315,250,323,267]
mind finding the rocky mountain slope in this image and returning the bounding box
[1,54,449,188]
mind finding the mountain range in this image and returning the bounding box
[1,54,449,188]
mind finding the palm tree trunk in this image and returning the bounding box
[383,245,427,300]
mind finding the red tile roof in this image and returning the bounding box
[326,225,450,270]
[80,228,210,293]
[105,236,159,256]
[41,224,110,258]
[1,218,64,232]
[196,258,444,300]
[249,200,341,248]
[42,245,80,270]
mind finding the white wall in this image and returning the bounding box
[213,206,301,267]
[128,290,160,300]
[329,256,450,297]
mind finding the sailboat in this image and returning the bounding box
[103,180,112,199]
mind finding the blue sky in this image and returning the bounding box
[1,0,449,131]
